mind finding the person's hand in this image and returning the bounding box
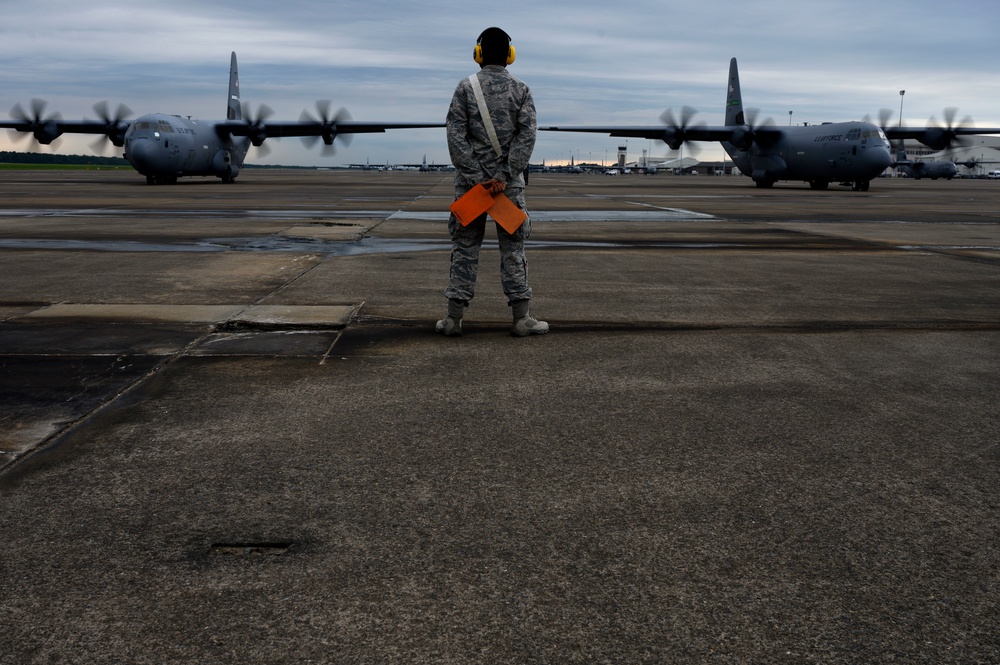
[482,178,506,195]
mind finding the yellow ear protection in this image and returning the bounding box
[474,28,515,65]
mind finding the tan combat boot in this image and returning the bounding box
[511,299,549,337]
[435,298,466,336]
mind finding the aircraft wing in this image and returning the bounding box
[541,124,736,142]
[219,120,443,141]
[0,119,111,133]
[540,124,783,151]
[0,118,131,146]
[215,117,443,155]
[883,125,1000,151]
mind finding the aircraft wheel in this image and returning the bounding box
[809,180,829,190]
[754,179,774,189]
[146,176,156,186]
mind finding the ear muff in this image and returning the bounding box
[474,30,515,65]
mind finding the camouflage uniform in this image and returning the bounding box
[445,64,537,303]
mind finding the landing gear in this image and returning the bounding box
[754,179,774,189]
[809,180,829,190]
[145,175,178,185]
[851,180,870,192]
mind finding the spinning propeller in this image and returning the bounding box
[923,107,975,151]
[299,100,353,156]
[9,98,63,147]
[89,100,132,153]
[955,156,981,169]
[241,102,275,157]
[730,108,776,152]
[866,106,979,152]
[659,105,704,154]
[863,108,899,132]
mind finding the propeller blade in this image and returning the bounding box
[658,105,704,152]
[9,98,63,146]
[299,101,353,155]
[6,128,31,144]
[91,100,132,148]
[250,141,272,159]
[89,135,111,155]
[298,107,321,149]
[10,101,31,124]
[333,106,353,148]
[879,107,895,129]
[241,102,275,146]
[943,107,958,128]
[93,100,133,125]
[864,108,896,130]
[925,107,977,150]
[241,101,274,124]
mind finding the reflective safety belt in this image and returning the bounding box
[468,73,503,158]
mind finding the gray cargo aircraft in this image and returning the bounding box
[1,52,443,184]
[542,58,1000,191]
[892,140,958,180]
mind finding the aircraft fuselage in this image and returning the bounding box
[123,113,249,184]
[900,160,958,180]
[723,121,892,190]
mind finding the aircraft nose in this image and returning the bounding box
[126,138,158,173]
[866,145,892,173]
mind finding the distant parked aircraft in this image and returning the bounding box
[542,58,1000,191]
[1,52,442,184]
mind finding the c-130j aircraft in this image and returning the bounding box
[543,58,1000,191]
[0,52,443,185]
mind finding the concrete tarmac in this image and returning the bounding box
[1,169,998,663]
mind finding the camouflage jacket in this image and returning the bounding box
[446,65,537,189]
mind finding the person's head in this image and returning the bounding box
[474,27,515,67]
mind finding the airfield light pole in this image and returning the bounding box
[789,110,793,126]
[899,90,906,177]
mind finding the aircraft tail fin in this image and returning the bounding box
[725,57,744,126]
[896,138,907,163]
[227,51,241,121]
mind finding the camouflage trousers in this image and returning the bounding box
[444,186,532,304]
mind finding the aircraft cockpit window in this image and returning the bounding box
[128,121,175,134]
[128,121,156,135]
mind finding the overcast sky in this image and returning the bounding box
[2,0,999,167]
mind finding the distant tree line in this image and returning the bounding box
[0,151,128,167]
